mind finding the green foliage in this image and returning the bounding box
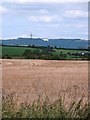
[23,47,55,60]
[1,45,89,60]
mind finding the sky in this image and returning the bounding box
[0,0,89,40]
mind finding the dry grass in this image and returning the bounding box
[2,91,90,119]
[2,59,88,105]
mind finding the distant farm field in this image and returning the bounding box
[1,46,35,56]
[1,46,88,60]
[2,59,88,104]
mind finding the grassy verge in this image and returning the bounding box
[2,93,90,119]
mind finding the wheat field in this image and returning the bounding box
[2,59,88,106]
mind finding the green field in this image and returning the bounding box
[1,46,35,56]
[1,46,88,60]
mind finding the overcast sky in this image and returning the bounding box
[0,0,89,39]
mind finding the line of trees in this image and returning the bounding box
[23,47,89,60]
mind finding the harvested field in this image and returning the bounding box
[2,59,88,105]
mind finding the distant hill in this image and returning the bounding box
[0,38,88,49]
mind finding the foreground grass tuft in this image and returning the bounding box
[2,93,90,119]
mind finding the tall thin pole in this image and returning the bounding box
[30,33,32,39]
